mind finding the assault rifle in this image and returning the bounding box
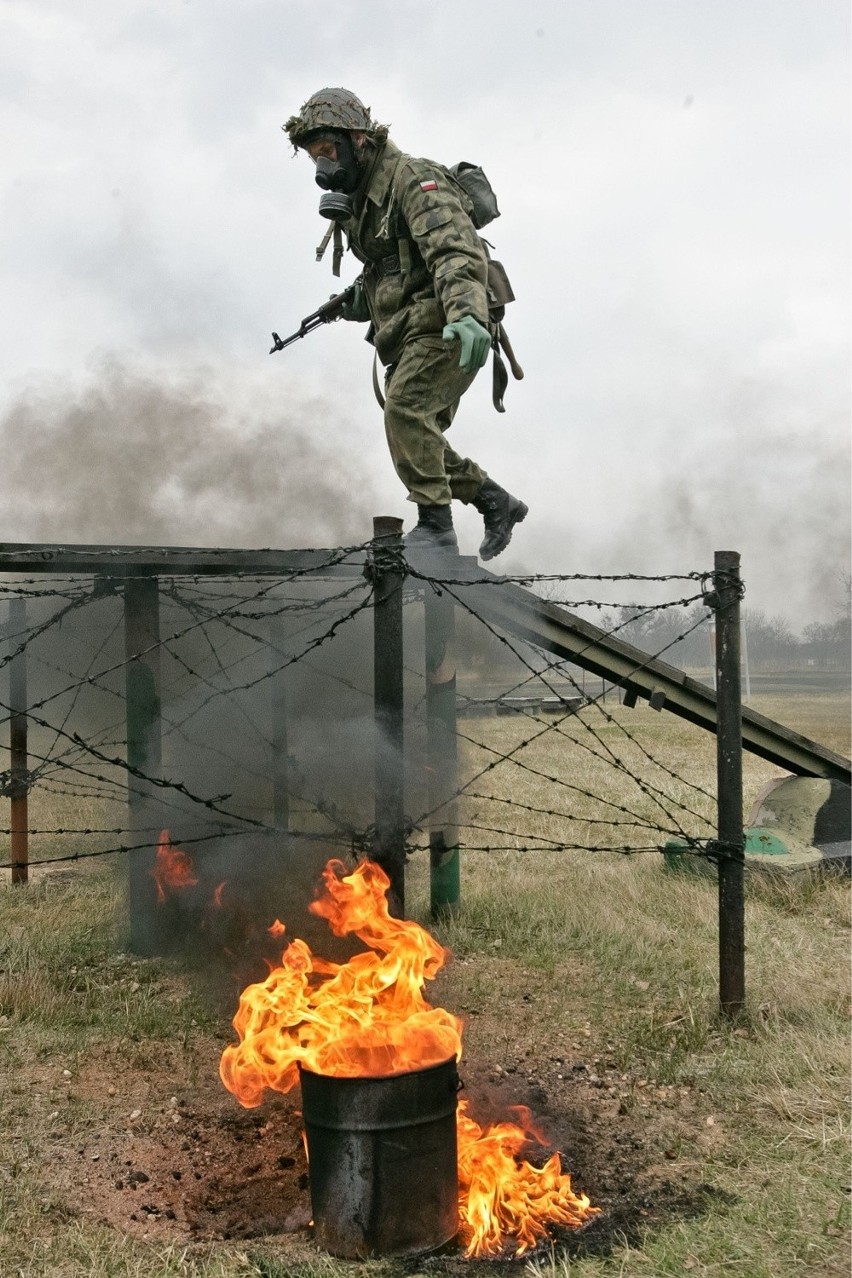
[269,281,358,354]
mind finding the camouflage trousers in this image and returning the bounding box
[383,334,488,505]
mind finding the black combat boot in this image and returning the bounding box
[404,504,459,553]
[473,479,529,561]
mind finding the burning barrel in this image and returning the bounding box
[300,1058,460,1258]
[220,859,600,1257]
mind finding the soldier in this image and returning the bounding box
[283,87,528,559]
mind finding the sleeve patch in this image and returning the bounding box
[419,179,439,192]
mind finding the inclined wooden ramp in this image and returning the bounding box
[452,567,851,787]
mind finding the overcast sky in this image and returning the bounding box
[1,0,849,625]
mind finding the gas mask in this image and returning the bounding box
[313,132,360,220]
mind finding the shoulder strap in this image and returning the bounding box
[376,151,412,242]
[315,221,345,277]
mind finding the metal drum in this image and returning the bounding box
[299,1058,460,1257]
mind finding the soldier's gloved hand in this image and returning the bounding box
[442,316,491,371]
[341,282,370,323]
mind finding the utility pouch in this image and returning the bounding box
[486,258,515,322]
[448,161,500,228]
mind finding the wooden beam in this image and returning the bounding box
[0,542,365,578]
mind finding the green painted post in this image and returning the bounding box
[269,616,290,831]
[124,575,163,954]
[425,585,460,916]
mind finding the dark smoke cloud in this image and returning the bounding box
[0,356,380,549]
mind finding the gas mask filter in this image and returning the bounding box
[312,132,360,220]
[318,191,353,220]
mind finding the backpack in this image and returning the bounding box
[446,162,514,322]
[373,153,522,411]
[448,161,500,229]
[445,162,521,407]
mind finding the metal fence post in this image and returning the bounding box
[124,575,163,953]
[9,598,29,885]
[712,550,745,1019]
[425,584,460,916]
[371,517,406,916]
[269,616,290,831]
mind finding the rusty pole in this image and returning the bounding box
[712,550,746,1019]
[124,575,163,953]
[371,516,406,916]
[9,598,29,885]
[424,585,460,916]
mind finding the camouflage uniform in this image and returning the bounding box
[284,89,527,560]
[343,139,491,507]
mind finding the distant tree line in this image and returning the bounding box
[609,573,851,674]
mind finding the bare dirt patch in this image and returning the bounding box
[39,1026,729,1269]
[45,1046,309,1245]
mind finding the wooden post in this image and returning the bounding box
[425,585,460,916]
[371,517,406,916]
[124,575,163,953]
[9,598,29,885]
[713,550,745,1019]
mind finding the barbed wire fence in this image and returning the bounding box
[0,531,749,1012]
[1,567,718,863]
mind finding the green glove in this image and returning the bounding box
[341,281,370,323]
[442,315,491,371]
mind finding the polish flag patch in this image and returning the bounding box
[419,178,438,192]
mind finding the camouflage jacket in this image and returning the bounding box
[344,139,490,366]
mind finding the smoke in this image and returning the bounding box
[0,347,389,989]
[1,563,430,996]
[618,416,852,626]
[0,355,380,549]
[0,354,519,971]
[524,358,852,630]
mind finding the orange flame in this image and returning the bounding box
[267,919,286,938]
[212,880,227,909]
[218,858,599,1256]
[150,829,199,903]
[220,859,461,1099]
[457,1100,599,1256]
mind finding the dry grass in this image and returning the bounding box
[447,692,843,858]
[0,684,849,1276]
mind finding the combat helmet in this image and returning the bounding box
[284,88,373,148]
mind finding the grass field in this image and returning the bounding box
[0,687,849,1276]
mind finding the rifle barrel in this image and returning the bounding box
[269,330,303,354]
[268,281,357,355]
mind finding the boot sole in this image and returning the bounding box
[403,533,459,548]
[480,501,528,561]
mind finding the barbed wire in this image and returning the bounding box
[0,573,358,728]
[473,606,719,810]
[153,588,375,739]
[410,582,715,842]
[453,841,686,856]
[0,822,366,874]
[1,824,713,874]
[1,556,731,882]
[458,788,692,835]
